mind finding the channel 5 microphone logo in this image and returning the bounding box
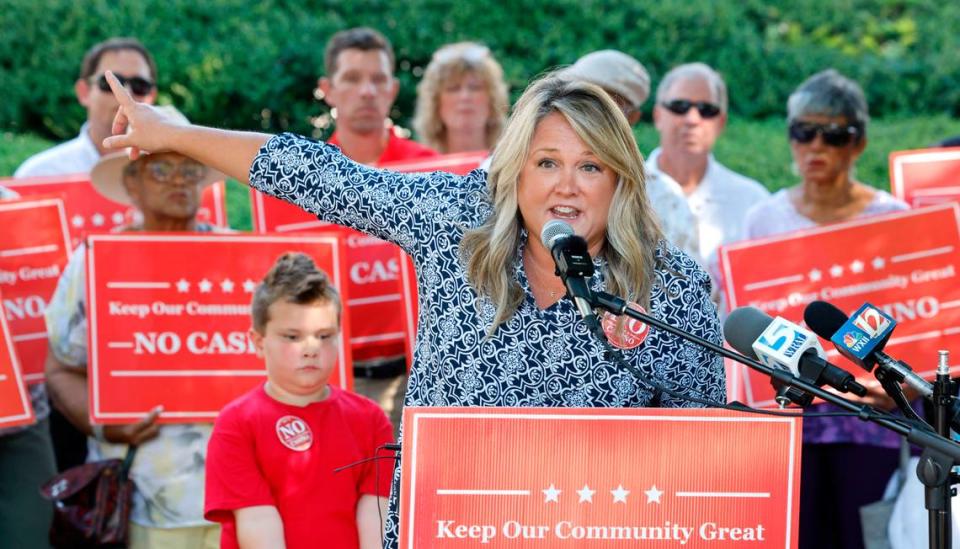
[757,318,808,358]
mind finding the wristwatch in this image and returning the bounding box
[91,423,108,443]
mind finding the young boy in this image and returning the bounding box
[204,253,394,549]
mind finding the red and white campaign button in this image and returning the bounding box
[601,304,649,350]
[276,415,313,452]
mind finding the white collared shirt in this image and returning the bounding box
[14,123,100,177]
[646,147,769,264]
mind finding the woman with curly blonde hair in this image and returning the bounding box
[413,42,508,153]
[101,70,725,549]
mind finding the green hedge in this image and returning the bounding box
[3,0,959,141]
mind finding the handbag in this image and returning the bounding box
[39,446,138,548]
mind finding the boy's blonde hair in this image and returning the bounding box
[251,252,341,333]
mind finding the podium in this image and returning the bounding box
[400,407,801,548]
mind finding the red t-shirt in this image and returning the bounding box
[204,384,394,549]
[327,130,438,164]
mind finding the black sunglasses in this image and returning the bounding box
[93,74,155,97]
[661,99,722,119]
[788,121,861,147]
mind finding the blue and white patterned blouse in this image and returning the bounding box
[249,133,725,547]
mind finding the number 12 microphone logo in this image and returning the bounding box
[851,306,892,338]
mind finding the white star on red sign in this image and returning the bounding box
[175,279,190,293]
[91,213,105,226]
[243,279,257,293]
[576,484,595,503]
[71,215,84,228]
[111,212,125,225]
[542,484,561,503]
[611,484,630,504]
[199,279,213,293]
[850,259,864,274]
[829,264,844,278]
[645,485,664,504]
[808,268,822,282]
[221,279,235,293]
[872,256,886,270]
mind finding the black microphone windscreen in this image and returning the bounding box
[803,301,849,340]
[723,307,774,360]
[540,220,573,248]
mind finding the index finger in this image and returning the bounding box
[104,70,136,107]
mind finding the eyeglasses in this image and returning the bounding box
[144,160,206,183]
[93,73,155,96]
[788,121,861,147]
[660,99,722,119]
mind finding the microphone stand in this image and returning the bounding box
[586,288,960,549]
[920,351,958,549]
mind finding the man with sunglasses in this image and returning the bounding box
[560,50,702,263]
[45,110,226,547]
[15,37,157,178]
[647,63,768,276]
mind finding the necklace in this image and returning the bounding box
[523,248,566,301]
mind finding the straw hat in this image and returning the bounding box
[89,106,223,206]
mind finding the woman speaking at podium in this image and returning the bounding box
[101,70,725,547]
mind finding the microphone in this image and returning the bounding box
[540,220,597,324]
[724,307,867,405]
[804,301,933,398]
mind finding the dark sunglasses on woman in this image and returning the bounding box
[788,121,861,147]
[93,74,155,97]
[660,99,722,119]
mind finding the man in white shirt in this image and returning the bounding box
[15,37,158,177]
[647,63,769,265]
[14,37,159,476]
[561,50,701,262]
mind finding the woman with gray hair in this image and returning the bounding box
[413,41,508,153]
[742,69,909,549]
[100,70,724,548]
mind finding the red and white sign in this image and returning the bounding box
[0,197,72,382]
[719,204,960,407]
[0,293,35,429]
[2,173,229,247]
[890,147,960,207]
[249,152,485,364]
[400,407,801,548]
[85,233,352,423]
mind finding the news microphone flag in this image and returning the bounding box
[752,316,825,376]
[829,303,896,372]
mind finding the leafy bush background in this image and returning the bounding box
[3,0,959,140]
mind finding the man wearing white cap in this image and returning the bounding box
[44,109,225,547]
[562,50,702,262]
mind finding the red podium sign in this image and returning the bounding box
[400,407,800,548]
[2,174,229,247]
[0,294,35,429]
[249,152,485,364]
[86,233,352,423]
[890,148,960,207]
[0,197,72,382]
[719,204,960,407]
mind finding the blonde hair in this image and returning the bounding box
[462,74,663,330]
[413,42,508,153]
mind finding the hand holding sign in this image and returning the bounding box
[102,405,163,445]
[102,71,185,160]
